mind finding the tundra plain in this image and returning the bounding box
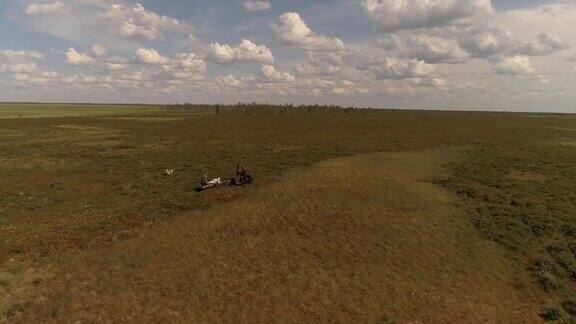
[1,104,576,322]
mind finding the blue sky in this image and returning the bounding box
[0,0,575,112]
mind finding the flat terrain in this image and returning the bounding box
[0,103,164,119]
[1,104,576,322]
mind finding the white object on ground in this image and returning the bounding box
[207,178,222,185]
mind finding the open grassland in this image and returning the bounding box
[1,104,576,322]
[0,103,162,119]
[5,151,540,322]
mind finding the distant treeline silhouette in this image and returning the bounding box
[161,102,507,115]
[162,102,376,115]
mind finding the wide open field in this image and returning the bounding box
[0,103,163,119]
[1,104,576,322]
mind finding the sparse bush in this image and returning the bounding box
[540,307,562,321]
[442,143,576,301]
[532,260,565,291]
[562,298,576,317]
[549,245,576,279]
[377,315,394,324]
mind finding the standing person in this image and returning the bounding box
[236,163,246,178]
[234,163,247,185]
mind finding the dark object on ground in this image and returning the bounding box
[231,163,253,186]
[195,164,254,192]
[230,173,254,186]
[540,307,562,321]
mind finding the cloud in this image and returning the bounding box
[358,56,435,80]
[207,39,274,63]
[409,77,447,88]
[292,45,437,83]
[4,1,575,111]
[173,53,206,72]
[377,33,469,64]
[215,75,243,88]
[135,48,169,65]
[271,12,345,51]
[293,51,347,77]
[0,50,44,60]
[18,1,194,48]
[60,73,98,85]
[260,65,295,82]
[457,26,569,59]
[0,62,38,74]
[538,32,570,50]
[25,1,67,16]
[66,48,95,66]
[458,25,512,59]
[90,44,107,57]
[101,56,129,71]
[104,63,126,71]
[243,0,271,11]
[489,4,575,58]
[494,55,536,75]
[362,0,493,33]
[98,3,192,41]
[12,70,59,87]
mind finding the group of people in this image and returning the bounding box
[198,163,252,190]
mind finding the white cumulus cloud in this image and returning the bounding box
[377,33,469,64]
[494,55,536,75]
[215,75,243,88]
[135,48,169,65]
[362,0,494,32]
[66,48,95,66]
[271,12,345,51]
[207,39,274,63]
[174,53,206,72]
[99,3,192,41]
[358,56,435,80]
[261,65,295,82]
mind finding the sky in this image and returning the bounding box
[0,0,575,112]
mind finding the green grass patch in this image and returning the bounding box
[440,142,576,318]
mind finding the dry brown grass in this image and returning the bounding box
[7,150,540,322]
[508,171,547,182]
[553,141,576,147]
[548,127,576,132]
[0,157,75,171]
[0,264,54,320]
[102,117,185,122]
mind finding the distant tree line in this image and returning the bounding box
[162,102,393,115]
[160,102,497,116]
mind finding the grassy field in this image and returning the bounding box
[1,104,576,322]
[0,103,163,119]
